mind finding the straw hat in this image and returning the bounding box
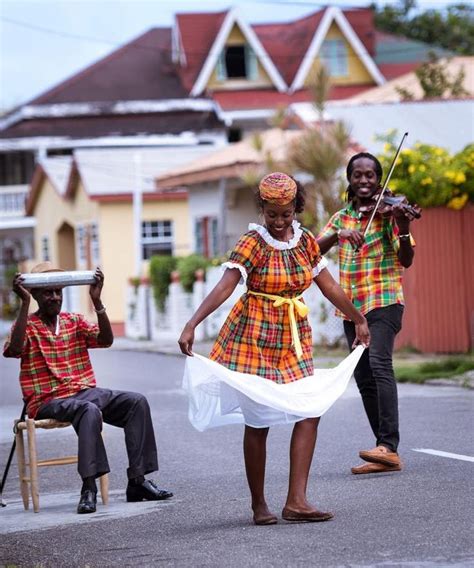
[30,261,64,273]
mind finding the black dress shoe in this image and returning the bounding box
[126,479,173,502]
[77,490,97,514]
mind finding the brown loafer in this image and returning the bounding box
[282,507,334,522]
[359,445,401,467]
[351,462,401,475]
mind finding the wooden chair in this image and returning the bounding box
[14,418,109,513]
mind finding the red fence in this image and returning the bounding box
[396,205,473,353]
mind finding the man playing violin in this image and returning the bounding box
[317,152,419,475]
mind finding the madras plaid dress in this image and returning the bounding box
[210,221,326,384]
[318,203,413,318]
[3,313,107,418]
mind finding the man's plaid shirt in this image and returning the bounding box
[319,203,413,319]
[3,313,109,418]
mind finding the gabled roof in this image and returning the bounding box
[183,8,287,96]
[26,146,218,214]
[291,6,385,92]
[175,11,228,92]
[253,11,325,86]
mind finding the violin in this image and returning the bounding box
[359,188,422,220]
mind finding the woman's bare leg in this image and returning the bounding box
[243,425,277,524]
[283,418,333,520]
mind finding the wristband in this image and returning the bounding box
[94,305,106,314]
[399,233,411,240]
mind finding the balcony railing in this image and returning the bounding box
[0,185,29,217]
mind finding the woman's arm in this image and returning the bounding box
[178,268,242,356]
[314,268,370,347]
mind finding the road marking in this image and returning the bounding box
[412,449,474,462]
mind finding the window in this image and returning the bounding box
[76,225,87,264]
[217,45,258,81]
[90,223,100,265]
[41,236,50,262]
[194,217,218,258]
[0,151,35,185]
[142,220,173,260]
[321,39,348,77]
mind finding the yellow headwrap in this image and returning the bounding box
[258,172,297,206]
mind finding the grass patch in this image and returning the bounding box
[395,356,474,383]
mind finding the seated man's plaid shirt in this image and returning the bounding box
[318,203,414,319]
[3,313,110,418]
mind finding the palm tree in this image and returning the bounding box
[289,66,351,231]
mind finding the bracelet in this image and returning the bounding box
[399,233,411,240]
[94,305,106,314]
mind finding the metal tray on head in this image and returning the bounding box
[21,270,96,288]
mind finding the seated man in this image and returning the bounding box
[3,262,173,514]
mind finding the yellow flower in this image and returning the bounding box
[421,177,432,185]
[454,172,466,184]
[444,170,455,180]
[447,193,468,210]
[408,165,416,174]
[435,148,444,156]
[383,143,392,153]
[419,164,426,172]
[402,149,412,155]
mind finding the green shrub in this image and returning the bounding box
[395,357,474,383]
[177,254,210,293]
[149,255,177,311]
[376,132,473,209]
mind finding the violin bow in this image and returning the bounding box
[362,131,409,238]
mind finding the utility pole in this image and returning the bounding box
[133,152,143,277]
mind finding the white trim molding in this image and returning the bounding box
[290,6,385,93]
[0,99,220,131]
[190,8,287,96]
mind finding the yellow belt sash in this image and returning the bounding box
[247,290,309,359]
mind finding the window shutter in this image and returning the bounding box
[245,45,258,81]
[194,219,203,254]
[216,50,227,81]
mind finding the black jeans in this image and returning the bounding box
[344,304,404,452]
[36,387,158,480]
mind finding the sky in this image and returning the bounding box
[0,0,463,111]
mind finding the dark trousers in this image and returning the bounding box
[344,304,404,452]
[36,387,158,480]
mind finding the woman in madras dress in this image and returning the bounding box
[179,172,370,525]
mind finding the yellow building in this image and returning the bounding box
[25,148,206,335]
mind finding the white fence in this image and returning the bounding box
[125,261,344,345]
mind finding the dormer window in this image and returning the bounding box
[321,39,348,77]
[217,45,258,81]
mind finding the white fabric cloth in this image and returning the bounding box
[182,345,365,431]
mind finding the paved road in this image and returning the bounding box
[1,349,473,568]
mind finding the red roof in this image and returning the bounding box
[253,11,325,86]
[344,9,376,55]
[27,28,188,105]
[213,85,373,111]
[0,112,223,140]
[378,62,421,80]
[175,11,228,92]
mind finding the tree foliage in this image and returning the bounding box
[373,1,474,55]
[396,51,469,100]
